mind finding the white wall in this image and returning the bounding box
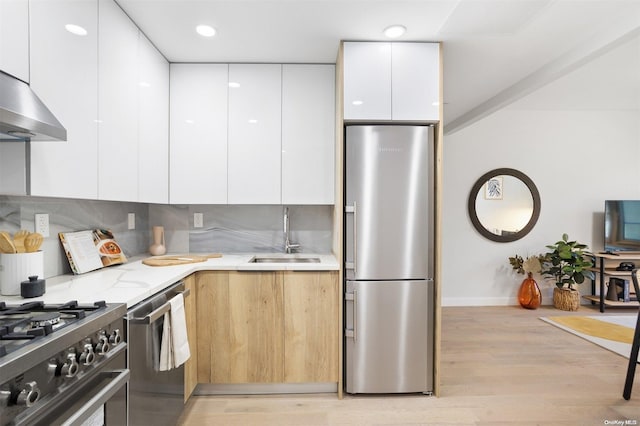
[441,32,640,306]
[443,108,640,306]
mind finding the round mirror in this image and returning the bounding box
[468,168,541,242]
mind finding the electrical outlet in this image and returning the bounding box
[194,213,203,228]
[127,213,135,230]
[35,213,50,237]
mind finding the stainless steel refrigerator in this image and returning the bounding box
[344,125,434,394]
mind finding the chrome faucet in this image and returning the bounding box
[283,206,300,253]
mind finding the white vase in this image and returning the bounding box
[149,226,167,256]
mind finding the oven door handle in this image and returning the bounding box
[129,288,191,325]
[61,369,129,426]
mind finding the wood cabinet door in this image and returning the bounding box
[283,271,339,382]
[183,274,198,401]
[196,271,284,383]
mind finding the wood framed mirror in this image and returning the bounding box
[468,168,541,243]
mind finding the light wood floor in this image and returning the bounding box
[178,305,640,425]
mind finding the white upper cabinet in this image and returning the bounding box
[0,0,29,82]
[170,64,228,204]
[29,0,99,199]
[98,0,139,202]
[282,64,335,204]
[138,32,169,204]
[391,43,439,121]
[343,42,391,120]
[343,42,440,122]
[228,64,282,204]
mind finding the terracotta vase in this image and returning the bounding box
[149,226,167,256]
[518,272,542,309]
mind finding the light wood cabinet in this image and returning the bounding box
[282,65,335,205]
[29,0,99,199]
[227,64,282,204]
[169,64,228,204]
[196,271,284,383]
[283,271,339,382]
[343,42,439,121]
[195,270,339,385]
[183,274,198,401]
[0,0,29,82]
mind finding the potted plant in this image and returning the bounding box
[541,233,594,311]
[508,254,544,309]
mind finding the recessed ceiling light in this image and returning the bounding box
[228,82,240,88]
[383,25,406,38]
[352,100,364,106]
[196,25,216,37]
[248,119,258,124]
[65,24,87,36]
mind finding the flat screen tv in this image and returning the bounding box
[604,200,640,252]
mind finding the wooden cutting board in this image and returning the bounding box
[142,253,222,267]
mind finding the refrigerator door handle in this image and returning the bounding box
[344,290,357,341]
[345,202,357,275]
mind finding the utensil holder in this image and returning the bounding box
[0,251,44,296]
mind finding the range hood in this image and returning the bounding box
[0,71,67,142]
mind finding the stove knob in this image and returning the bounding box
[16,382,40,407]
[61,352,79,378]
[109,329,122,346]
[95,334,110,355]
[79,343,96,366]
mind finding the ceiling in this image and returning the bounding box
[116,0,640,133]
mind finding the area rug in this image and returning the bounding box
[540,315,637,359]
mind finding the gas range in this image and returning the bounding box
[0,300,128,425]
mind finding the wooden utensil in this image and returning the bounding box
[13,229,29,253]
[0,232,17,254]
[142,253,222,267]
[25,232,44,253]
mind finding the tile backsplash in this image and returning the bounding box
[0,196,334,279]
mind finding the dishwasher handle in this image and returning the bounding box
[129,288,190,325]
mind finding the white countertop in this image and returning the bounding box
[0,253,339,308]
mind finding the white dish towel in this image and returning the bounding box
[159,293,191,371]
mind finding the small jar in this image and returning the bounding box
[21,275,46,298]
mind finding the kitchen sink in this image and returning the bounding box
[249,256,321,264]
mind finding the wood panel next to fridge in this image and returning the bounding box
[283,271,339,383]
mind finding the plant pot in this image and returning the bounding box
[553,287,580,311]
[518,272,541,309]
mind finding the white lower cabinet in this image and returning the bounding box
[29,0,99,199]
[227,64,282,204]
[170,64,229,204]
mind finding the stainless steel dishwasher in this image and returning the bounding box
[126,281,189,426]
